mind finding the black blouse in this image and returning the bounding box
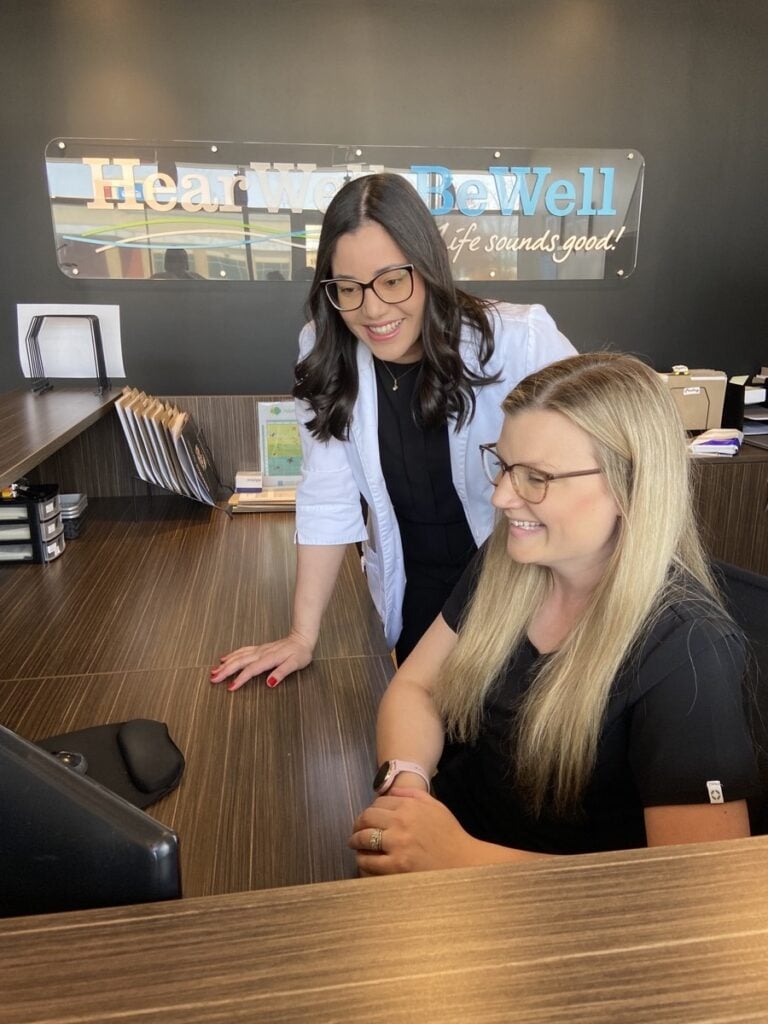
[434,552,760,855]
[374,358,476,575]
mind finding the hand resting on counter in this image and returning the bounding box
[210,631,314,690]
[348,787,547,876]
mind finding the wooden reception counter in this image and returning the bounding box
[0,386,116,491]
[4,836,768,1023]
[0,497,392,895]
[2,448,768,1022]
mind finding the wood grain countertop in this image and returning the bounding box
[3,835,768,1024]
[0,387,117,490]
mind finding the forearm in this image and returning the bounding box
[376,615,461,785]
[291,543,349,647]
[376,674,446,781]
[462,836,554,866]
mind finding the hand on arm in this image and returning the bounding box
[352,614,551,874]
[210,543,348,690]
[349,787,550,874]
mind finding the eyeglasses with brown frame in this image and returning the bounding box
[479,443,603,504]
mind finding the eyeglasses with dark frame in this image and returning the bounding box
[321,264,415,312]
[479,443,603,504]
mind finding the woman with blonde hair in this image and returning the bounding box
[349,351,759,871]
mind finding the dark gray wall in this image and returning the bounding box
[1,0,766,394]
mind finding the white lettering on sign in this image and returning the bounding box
[84,157,144,210]
[248,163,317,214]
[437,223,626,265]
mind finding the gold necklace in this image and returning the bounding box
[380,361,419,391]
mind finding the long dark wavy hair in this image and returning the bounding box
[293,173,500,441]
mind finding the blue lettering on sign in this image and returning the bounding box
[545,179,577,216]
[412,165,455,215]
[576,167,616,216]
[489,167,550,216]
[412,165,617,217]
[455,179,488,216]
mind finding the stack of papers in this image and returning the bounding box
[688,429,743,457]
[235,471,262,493]
[228,489,296,513]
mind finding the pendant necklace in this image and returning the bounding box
[381,361,420,391]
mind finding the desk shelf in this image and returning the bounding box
[0,387,116,491]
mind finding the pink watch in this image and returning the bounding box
[373,760,430,794]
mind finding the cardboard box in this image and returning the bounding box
[657,368,726,431]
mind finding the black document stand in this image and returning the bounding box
[25,314,111,396]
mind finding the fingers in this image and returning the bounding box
[348,825,400,875]
[349,794,448,876]
[355,852,395,876]
[348,826,387,854]
[209,638,312,691]
[348,826,402,877]
[351,801,401,833]
[209,648,279,690]
[254,652,304,691]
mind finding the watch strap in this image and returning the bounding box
[375,759,430,794]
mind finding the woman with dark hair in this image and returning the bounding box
[212,173,574,690]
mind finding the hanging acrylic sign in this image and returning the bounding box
[45,139,643,283]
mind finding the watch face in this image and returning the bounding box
[373,761,392,791]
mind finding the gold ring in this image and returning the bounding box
[369,827,383,852]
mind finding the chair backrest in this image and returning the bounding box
[712,560,768,834]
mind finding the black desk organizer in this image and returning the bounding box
[0,485,66,564]
[25,313,111,396]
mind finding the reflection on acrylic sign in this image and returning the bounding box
[45,139,644,282]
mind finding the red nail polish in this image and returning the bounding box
[266,676,279,688]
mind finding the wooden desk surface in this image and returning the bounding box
[0,497,391,895]
[4,836,768,1023]
[0,386,117,490]
[4,497,768,1023]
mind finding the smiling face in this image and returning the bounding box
[492,408,621,586]
[330,221,427,364]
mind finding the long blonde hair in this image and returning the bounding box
[434,352,721,814]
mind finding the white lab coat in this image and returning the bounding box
[294,302,575,648]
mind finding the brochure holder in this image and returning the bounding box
[115,386,232,516]
[25,314,111,396]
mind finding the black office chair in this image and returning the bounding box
[712,560,768,835]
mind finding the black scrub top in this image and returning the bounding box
[374,358,476,577]
[374,360,479,659]
[433,552,760,855]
